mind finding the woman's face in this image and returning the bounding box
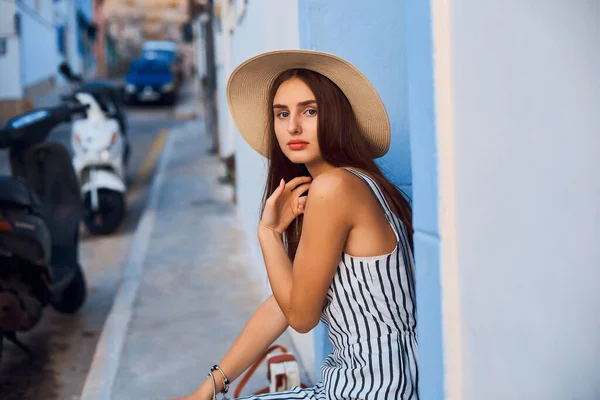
[273,77,322,165]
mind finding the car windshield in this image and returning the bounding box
[143,50,175,63]
[131,61,170,75]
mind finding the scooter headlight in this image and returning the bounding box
[162,82,174,92]
[125,83,136,93]
[74,134,86,152]
[104,133,118,151]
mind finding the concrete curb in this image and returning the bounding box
[80,128,176,400]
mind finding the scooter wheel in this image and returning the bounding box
[52,264,86,314]
[83,190,126,235]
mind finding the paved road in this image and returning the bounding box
[0,81,200,400]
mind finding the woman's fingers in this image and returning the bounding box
[267,179,286,204]
[285,176,312,191]
[292,182,311,197]
[298,196,307,213]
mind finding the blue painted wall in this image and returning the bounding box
[403,0,443,398]
[298,0,415,381]
[75,0,95,56]
[18,1,59,87]
[299,0,412,197]
[75,0,94,20]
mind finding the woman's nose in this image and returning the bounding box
[287,114,301,135]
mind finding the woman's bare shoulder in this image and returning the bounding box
[308,168,360,198]
[306,168,371,208]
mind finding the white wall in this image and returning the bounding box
[230,0,300,281]
[228,0,267,284]
[214,0,236,157]
[0,37,23,99]
[54,0,84,81]
[0,0,16,35]
[436,1,600,399]
[0,1,22,98]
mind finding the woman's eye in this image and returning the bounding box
[278,111,289,118]
[306,109,317,116]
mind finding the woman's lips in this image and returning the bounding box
[288,141,308,150]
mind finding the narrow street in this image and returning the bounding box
[0,81,201,400]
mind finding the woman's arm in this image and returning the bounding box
[259,171,351,333]
[180,295,288,400]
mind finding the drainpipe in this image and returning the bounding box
[204,0,219,155]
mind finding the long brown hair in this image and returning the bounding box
[262,69,413,260]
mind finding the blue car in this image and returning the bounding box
[123,58,178,105]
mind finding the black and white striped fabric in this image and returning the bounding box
[236,168,418,400]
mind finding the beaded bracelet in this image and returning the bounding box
[210,364,230,394]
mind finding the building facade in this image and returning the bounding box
[0,0,96,121]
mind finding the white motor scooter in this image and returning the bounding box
[70,92,127,235]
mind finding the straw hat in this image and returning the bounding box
[226,50,390,158]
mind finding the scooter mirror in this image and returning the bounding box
[58,62,83,84]
[59,62,73,77]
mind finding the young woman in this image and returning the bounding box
[173,50,418,400]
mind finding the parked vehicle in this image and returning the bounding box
[67,91,128,235]
[141,40,184,83]
[124,57,179,105]
[0,103,90,361]
[141,40,178,54]
[57,62,129,140]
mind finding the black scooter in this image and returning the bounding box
[0,103,90,360]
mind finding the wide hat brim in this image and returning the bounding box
[226,50,391,158]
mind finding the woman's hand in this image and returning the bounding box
[260,176,312,234]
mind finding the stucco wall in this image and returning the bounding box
[229,0,301,283]
[439,1,600,398]
[0,0,23,99]
[404,0,443,398]
[18,0,59,87]
[0,37,22,99]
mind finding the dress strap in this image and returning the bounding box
[342,167,400,242]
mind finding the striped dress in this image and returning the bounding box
[236,168,418,400]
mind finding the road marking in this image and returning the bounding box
[134,128,169,186]
[126,128,169,206]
